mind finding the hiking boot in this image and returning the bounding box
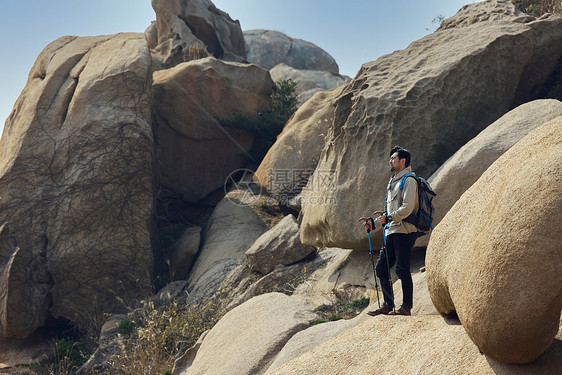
[367,303,394,316]
[389,306,411,316]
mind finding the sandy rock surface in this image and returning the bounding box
[426,117,562,363]
[182,293,318,375]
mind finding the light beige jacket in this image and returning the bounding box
[379,167,419,236]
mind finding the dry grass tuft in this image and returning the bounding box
[103,297,225,374]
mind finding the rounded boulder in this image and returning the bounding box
[426,117,562,363]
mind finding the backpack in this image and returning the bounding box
[398,174,436,233]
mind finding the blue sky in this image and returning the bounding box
[0,0,476,128]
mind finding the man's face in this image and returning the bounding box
[389,152,404,173]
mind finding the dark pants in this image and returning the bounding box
[375,233,416,309]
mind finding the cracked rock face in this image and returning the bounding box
[148,0,247,70]
[0,33,154,338]
[298,0,562,250]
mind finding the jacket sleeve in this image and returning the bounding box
[390,177,417,222]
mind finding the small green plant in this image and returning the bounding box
[119,319,136,337]
[271,79,299,119]
[53,338,89,372]
[312,297,370,325]
[219,79,299,164]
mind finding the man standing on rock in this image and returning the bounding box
[363,146,418,316]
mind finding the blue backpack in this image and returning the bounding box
[398,174,436,233]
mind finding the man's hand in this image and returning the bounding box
[359,217,375,232]
[365,219,374,232]
[378,214,388,225]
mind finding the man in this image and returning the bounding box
[364,146,418,316]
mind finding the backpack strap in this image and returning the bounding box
[399,174,416,190]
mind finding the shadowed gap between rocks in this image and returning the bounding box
[179,15,224,59]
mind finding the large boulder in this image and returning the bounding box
[152,57,272,203]
[245,214,316,274]
[426,99,562,244]
[269,63,350,104]
[0,34,154,338]
[265,315,562,374]
[244,29,339,73]
[186,189,276,301]
[181,292,318,375]
[299,0,562,249]
[254,87,343,205]
[426,117,562,363]
[148,0,247,70]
